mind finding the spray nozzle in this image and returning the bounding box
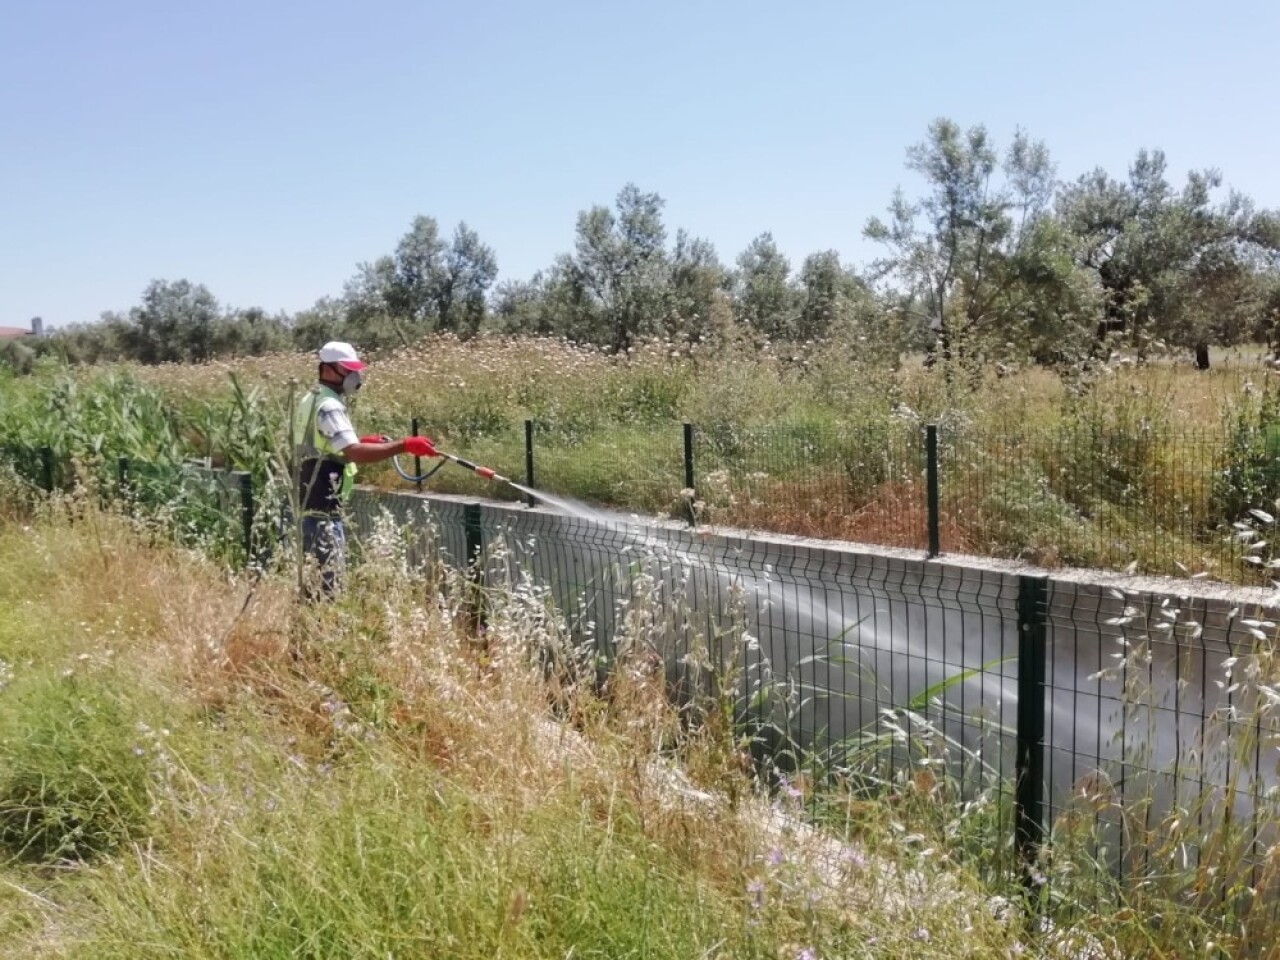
[392,447,515,490]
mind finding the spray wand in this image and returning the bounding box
[428,451,517,488]
[379,436,522,492]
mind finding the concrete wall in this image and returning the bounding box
[351,487,1280,839]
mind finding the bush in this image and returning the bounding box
[0,673,154,863]
[970,460,1093,566]
[602,367,688,422]
[0,341,35,376]
[435,386,512,444]
[1213,390,1280,528]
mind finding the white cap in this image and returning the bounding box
[317,341,366,370]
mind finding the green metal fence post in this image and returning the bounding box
[410,417,423,493]
[683,422,696,527]
[117,456,130,506]
[524,419,536,507]
[463,502,485,631]
[1016,575,1049,886]
[464,502,484,570]
[39,446,55,493]
[926,425,940,558]
[238,471,254,567]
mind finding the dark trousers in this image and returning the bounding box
[302,516,346,600]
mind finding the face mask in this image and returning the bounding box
[341,369,363,395]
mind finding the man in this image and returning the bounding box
[292,340,437,598]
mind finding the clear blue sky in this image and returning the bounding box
[4,0,1278,328]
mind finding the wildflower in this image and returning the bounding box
[766,847,785,867]
[840,844,868,869]
[795,948,817,960]
[746,878,764,909]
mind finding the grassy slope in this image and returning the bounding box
[0,503,1017,960]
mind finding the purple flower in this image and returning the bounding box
[840,845,868,869]
[746,878,764,909]
[766,847,785,867]
[795,948,817,960]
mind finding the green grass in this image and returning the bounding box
[0,671,156,864]
[1,338,1277,581]
[0,509,1024,959]
[8,483,1280,956]
[75,741,754,960]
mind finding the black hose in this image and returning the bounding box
[390,453,447,484]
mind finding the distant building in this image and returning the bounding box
[0,317,44,340]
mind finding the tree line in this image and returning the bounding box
[12,118,1280,374]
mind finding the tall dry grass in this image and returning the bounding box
[4,336,1279,582]
[0,494,1020,959]
[9,467,1280,955]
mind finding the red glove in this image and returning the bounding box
[402,436,438,458]
[359,434,391,444]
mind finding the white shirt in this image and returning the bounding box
[314,394,357,452]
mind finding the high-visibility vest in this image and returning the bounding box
[293,386,357,515]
